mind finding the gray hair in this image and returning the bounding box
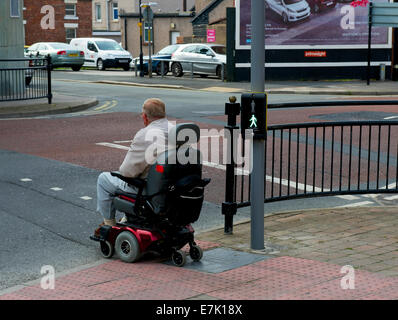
[142,98,166,120]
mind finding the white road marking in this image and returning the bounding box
[337,195,361,200]
[80,196,92,200]
[383,194,398,201]
[334,201,374,208]
[362,194,378,198]
[384,115,398,120]
[20,178,32,182]
[50,187,63,191]
[96,142,129,150]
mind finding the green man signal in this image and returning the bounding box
[249,114,257,128]
[240,93,267,136]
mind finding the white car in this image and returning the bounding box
[265,0,311,24]
[70,38,132,71]
[170,43,226,78]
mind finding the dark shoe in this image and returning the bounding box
[94,222,105,238]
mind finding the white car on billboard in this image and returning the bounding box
[265,0,311,24]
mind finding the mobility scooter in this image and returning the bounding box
[90,123,210,267]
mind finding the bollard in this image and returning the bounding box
[46,55,52,104]
[380,63,386,81]
[135,58,138,77]
[222,96,240,234]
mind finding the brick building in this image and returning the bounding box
[24,0,92,45]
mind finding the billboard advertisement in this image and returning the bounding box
[236,0,392,49]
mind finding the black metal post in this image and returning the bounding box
[226,7,236,82]
[367,2,373,85]
[139,0,144,77]
[47,55,52,104]
[222,96,240,234]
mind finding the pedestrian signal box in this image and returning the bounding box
[241,93,267,135]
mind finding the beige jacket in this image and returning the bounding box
[119,118,173,178]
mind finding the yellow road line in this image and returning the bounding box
[100,100,118,111]
[94,101,111,111]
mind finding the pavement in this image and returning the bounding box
[0,93,98,118]
[0,206,397,301]
[0,75,398,301]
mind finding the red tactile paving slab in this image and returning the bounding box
[112,281,202,300]
[210,268,322,300]
[55,266,129,287]
[88,275,159,298]
[101,260,197,282]
[251,256,343,282]
[177,270,241,293]
[1,255,398,300]
[217,264,274,283]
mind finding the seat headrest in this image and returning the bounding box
[168,123,200,147]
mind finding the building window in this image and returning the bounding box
[144,22,153,43]
[65,28,76,43]
[95,4,102,21]
[112,2,119,20]
[10,0,20,17]
[65,4,76,17]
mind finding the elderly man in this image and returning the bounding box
[95,98,173,234]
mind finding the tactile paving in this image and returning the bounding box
[167,247,270,273]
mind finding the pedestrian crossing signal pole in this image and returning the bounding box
[241,92,267,250]
[249,0,265,250]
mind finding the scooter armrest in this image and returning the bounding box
[110,171,146,189]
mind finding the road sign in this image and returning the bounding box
[143,6,153,22]
[207,29,216,43]
[371,3,398,27]
[367,2,398,85]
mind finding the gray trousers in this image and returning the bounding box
[96,172,139,220]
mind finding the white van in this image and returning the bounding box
[69,38,132,71]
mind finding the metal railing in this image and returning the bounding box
[0,56,52,104]
[234,121,398,206]
[133,57,225,80]
[222,99,398,232]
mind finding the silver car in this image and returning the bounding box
[170,43,226,78]
[26,42,85,71]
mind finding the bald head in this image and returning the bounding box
[142,98,166,121]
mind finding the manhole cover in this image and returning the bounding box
[165,247,270,273]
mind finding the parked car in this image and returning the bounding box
[265,0,311,24]
[133,44,183,75]
[26,42,84,71]
[170,43,226,79]
[306,0,336,12]
[70,38,132,71]
[24,47,46,86]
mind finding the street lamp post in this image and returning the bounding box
[139,0,144,77]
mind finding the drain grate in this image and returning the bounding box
[165,247,270,273]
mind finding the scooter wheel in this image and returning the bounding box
[172,250,186,267]
[100,241,114,259]
[189,245,203,262]
[115,231,141,263]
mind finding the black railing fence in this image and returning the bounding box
[0,56,52,104]
[222,99,398,233]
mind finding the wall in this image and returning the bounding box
[0,0,25,95]
[0,0,24,59]
[121,13,193,58]
[24,0,92,45]
[195,0,213,13]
